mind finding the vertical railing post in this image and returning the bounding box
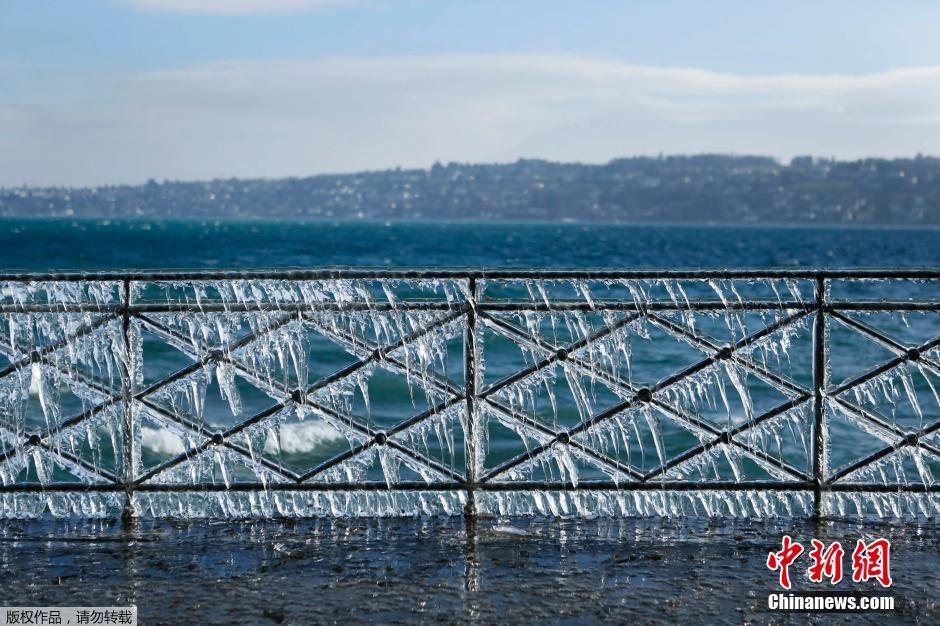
[120,279,137,522]
[812,275,829,519]
[463,276,479,517]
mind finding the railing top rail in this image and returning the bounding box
[1,267,940,282]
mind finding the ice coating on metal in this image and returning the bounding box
[0,271,938,519]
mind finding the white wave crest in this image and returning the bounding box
[137,420,345,456]
[140,426,186,455]
[263,420,343,454]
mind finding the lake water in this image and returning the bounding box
[3,219,940,271]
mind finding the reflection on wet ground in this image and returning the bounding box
[0,517,936,624]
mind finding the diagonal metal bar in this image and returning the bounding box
[0,423,119,485]
[642,311,820,484]
[302,314,466,397]
[0,314,117,382]
[647,399,811,482]
[479,312,810,482]
[225,337,467,483]
[828,395,940,456]
[136,386,457,487]
[829,310,940,375]
[131,312,354,483]
[822,357,940,464]
[487,308,810,412]
[296,395,465,483]
[299,396,464,482]
[476,433,560,484]
[647,312,812,398]
[641,396,812,481]
[134,403,287,485]
[481,398,646,482]
[468,327,659,482]
[300,307,466,392]
[480,393,810,484]
[4,309,302,481]
[324,314,655,485]
[295,440,375,484]
[38,441,120,484]
[828,415,940,483]
[0,321,124,466]
[223,349,465,483]
[0,311,301,467]
[135,437,225,486]
[479,312,643,399]
[306,313,646,484]
[0,396,125,466]
[0,377,123,469]
[300,397,465,483]
[62,361,303,485]
[135,396,302,483]
[827,335,940,397]
[139,366,464,485]
[132,310,298,397]
[138,305,468,484]
[139,305,457,411]
[827,399,940,480]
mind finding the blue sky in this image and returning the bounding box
[2,0,939,186]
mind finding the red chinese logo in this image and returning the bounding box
[766,535,804,589]
[851,538,892,588]
[807,539,844,584]
[767,536,892,589]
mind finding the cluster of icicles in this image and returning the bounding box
[0,277,937,520]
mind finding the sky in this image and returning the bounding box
[1,0,939,187]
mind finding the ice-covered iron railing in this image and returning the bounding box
[0,269,939,520]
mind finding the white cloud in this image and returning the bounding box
[117,0,358,15]
[2,54,939,186]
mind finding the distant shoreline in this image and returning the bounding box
[2,155,938,225]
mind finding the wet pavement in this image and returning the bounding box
[0,516,936,624]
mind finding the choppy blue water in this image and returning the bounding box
[3,219,940,270]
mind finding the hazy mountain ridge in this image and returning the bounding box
[2,154,938,224]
